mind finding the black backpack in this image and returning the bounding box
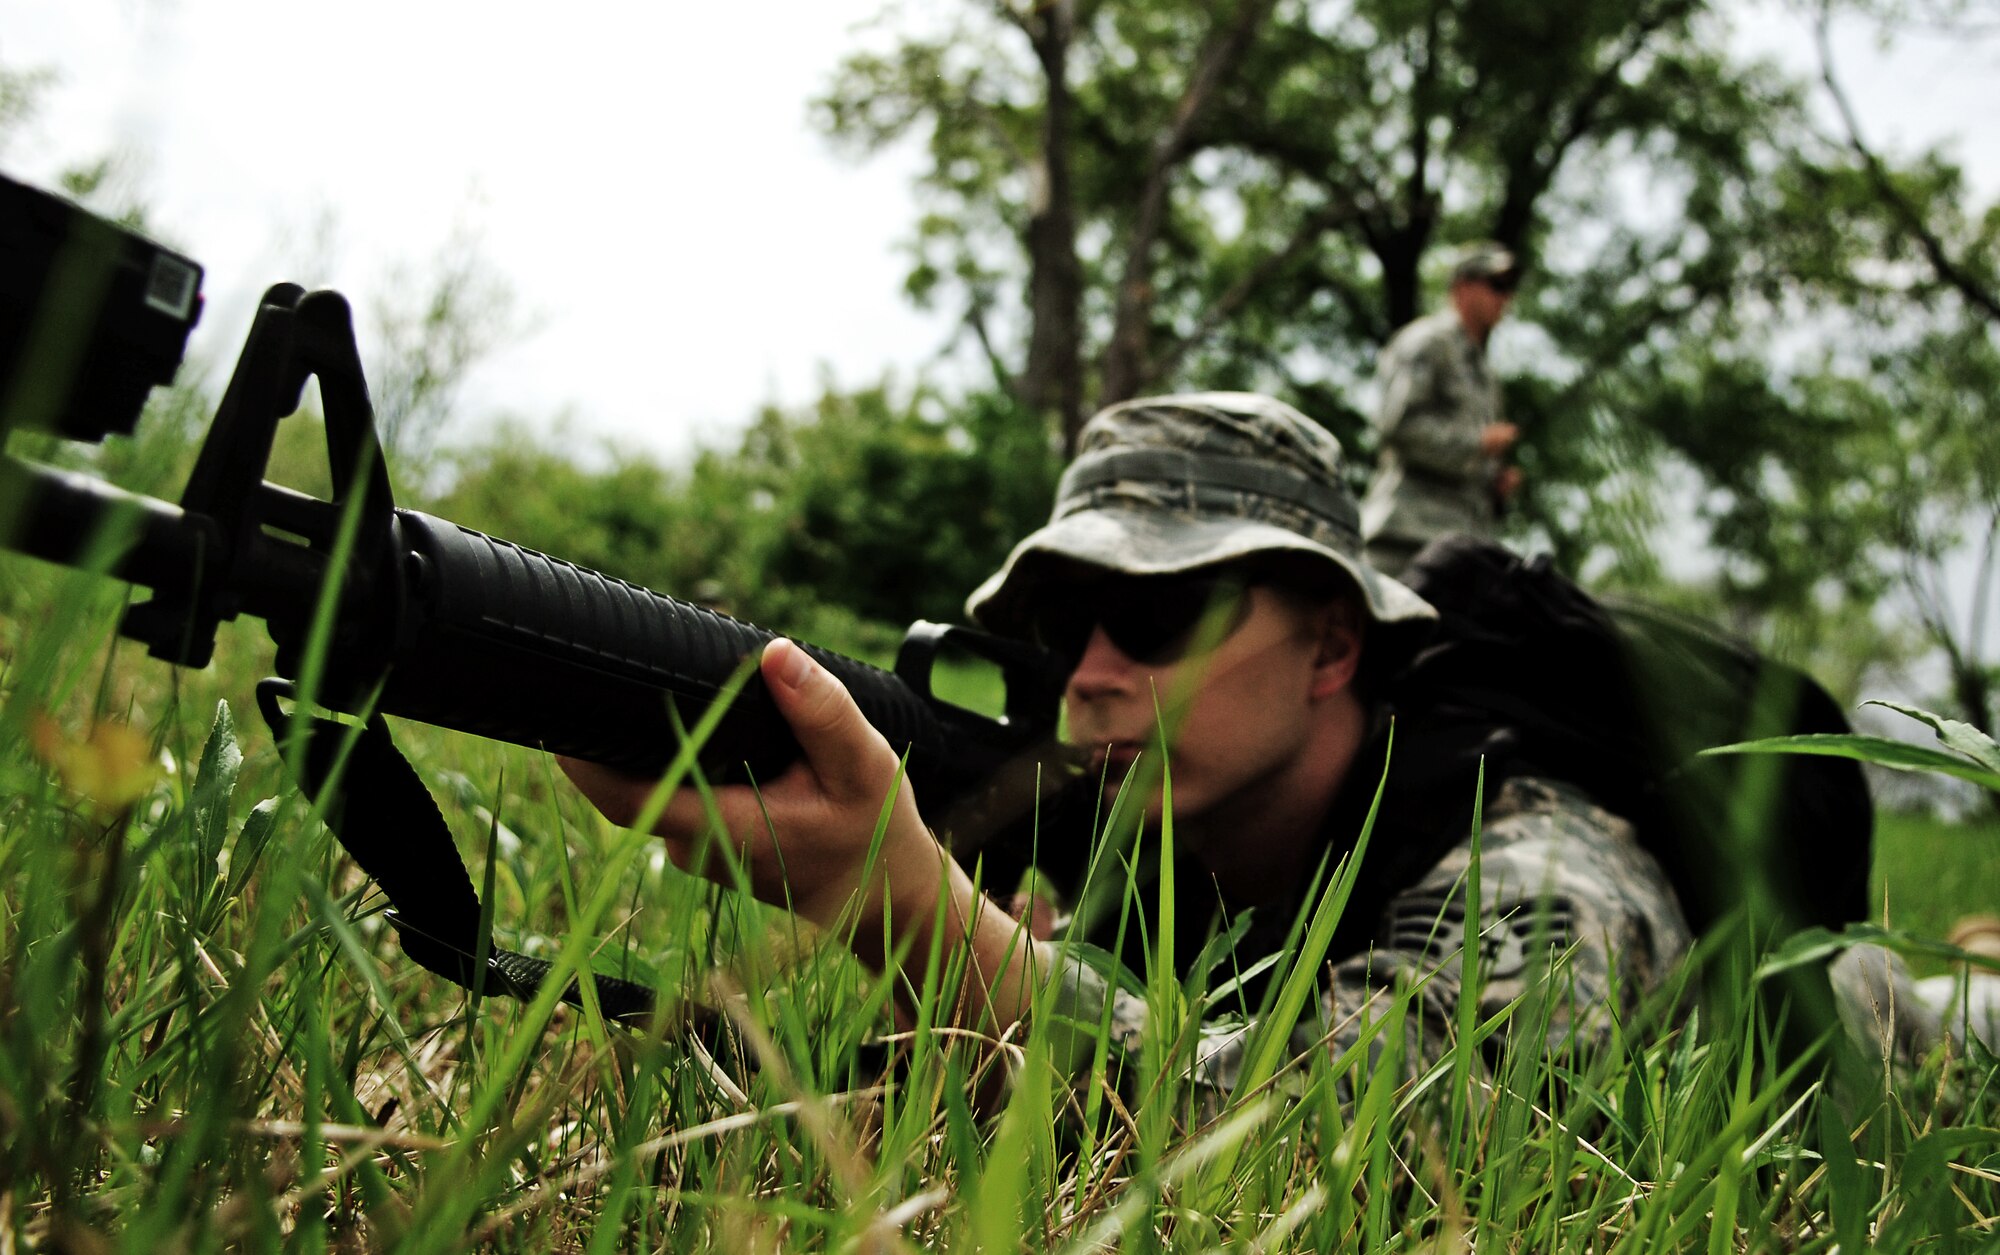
[1391,536,1873,936]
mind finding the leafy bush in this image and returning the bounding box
[429,386,1062,655]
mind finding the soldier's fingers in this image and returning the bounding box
[556,756,656,829]
[649,786,773,879]
[558,754,759,846]
[761,638,906,806]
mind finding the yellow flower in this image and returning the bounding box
[29,715,161,819]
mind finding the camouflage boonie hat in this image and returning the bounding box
[1450,241,1520,290]
[966,392,1435,633]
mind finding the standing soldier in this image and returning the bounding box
[1360,242,1522,576]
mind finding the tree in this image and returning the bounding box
[819,0,2000,731]
[0,63,52,157]
[1765,0,2000,737]
[365,225,523,476]
[818,0,1800,461]
[712,386,1063,628]
[431,384,1063,647]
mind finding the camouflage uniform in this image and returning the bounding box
[968,391,1435,636]
[1831,930,2000,1069]
[965,392,1691,1107]
[1359,308,1506,577]
[1043,776,1692,1104]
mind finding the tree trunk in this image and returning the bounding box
[1019,0,1086,455]
[1378,231,1429,334]
[1099,0,1276,406]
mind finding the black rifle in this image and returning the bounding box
[0,172,1071,1023]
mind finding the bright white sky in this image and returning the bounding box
[7,0,1997,464]
[6,0,941,460]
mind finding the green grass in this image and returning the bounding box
[3,540,1999,1250]
[1874,808,2000,965]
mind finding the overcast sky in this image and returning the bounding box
[7,0,943,460]
[7,0,1997,464]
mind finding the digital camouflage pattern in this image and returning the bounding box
[1451,241,1521,287]
[967,391,1434,636]
[1360,309,1506,575]
[1831,934,2000,1069]
[1044,776,1693,1107]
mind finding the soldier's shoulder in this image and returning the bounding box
[1384,309,1463,358]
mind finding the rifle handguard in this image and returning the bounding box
[349,512,1058,832]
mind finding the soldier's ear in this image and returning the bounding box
[1308,596,1364,700]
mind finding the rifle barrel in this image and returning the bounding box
[2,456,218,590]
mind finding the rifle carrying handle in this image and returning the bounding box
[366,511,971,796]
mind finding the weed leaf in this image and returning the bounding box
[226,797,280,897]
[1866,699,2000,773]
[1701,732,2000,793]
[191,700,242,877]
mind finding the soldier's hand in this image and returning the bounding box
[559,638,940,935]
[1493,464,1525,508]
[562,641,1045,1033]
[1480,422,1520,456]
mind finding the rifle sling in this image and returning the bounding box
[258,680,659,1025]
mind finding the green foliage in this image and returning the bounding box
[1875,808,2000,952]
[817,0,2000,738]
[1,512,1998,1247]
[1715,697,2000,969]
[0,62,53,157]
[717,386,1062,628]
[5,17,2000,1241]
[427,420,690,600]
[431,385,1062,649]
[815,0,1805,411]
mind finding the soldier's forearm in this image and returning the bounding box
[1380,406,1490,480]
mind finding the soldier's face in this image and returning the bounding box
[1056,579,1363,829]
[1453,278,1513,337]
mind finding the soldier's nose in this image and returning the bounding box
[1065,626,1143,701]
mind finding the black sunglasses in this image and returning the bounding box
[1028,573,1255,665]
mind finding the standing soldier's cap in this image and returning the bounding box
[1449,241,1521,291]
[966,392,1435,634]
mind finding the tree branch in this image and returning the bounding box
[1100,0,1279,402]
[1968,509,1999,695]
[1016,0,1086,449]
[1147,200,1356,385]
[1405,0,1444,235]
[1493,0,1695,247]
[1815,1,2000,324]
[991,0,1034,38]
[959,295,1016,394]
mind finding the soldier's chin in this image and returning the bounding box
[1092,751,1172,821]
